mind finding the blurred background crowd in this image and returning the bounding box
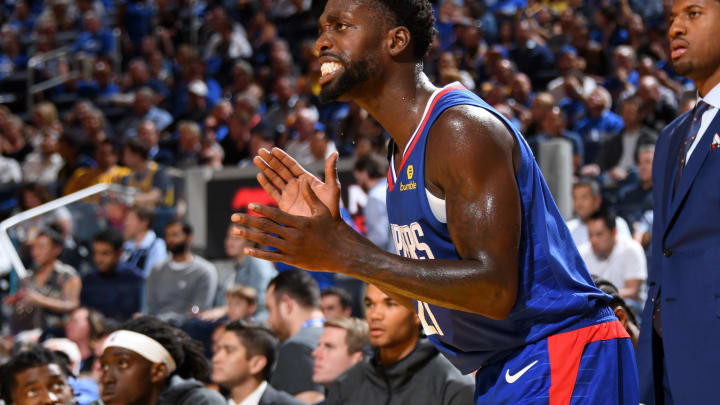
[0,0,685,403]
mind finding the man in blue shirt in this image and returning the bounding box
[81,229,144,321]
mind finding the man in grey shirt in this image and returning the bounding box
[266,270,325,404]
[211,225,277,322]
[146,220,217,324]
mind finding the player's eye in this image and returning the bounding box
[336,23,348,31]
[26,388,39,398]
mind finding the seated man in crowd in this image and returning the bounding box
[212,320,305,405]
[579,210,647,306]
[0,345,76,405]
[145,220,217,324]
[312,317,368,396]
[326,284,475,405]
[265,270,325,403]
[209,224,277,323]
[98,316,225,405]
[320,287,353,320]
[10,225,81,332]
[120,205,167,278]
[566,179,632,247]
[81,229,144,321]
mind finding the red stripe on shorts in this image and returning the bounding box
[547,320,629,405]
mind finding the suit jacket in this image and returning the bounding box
[637,108,720,404]
[259,384,307,405]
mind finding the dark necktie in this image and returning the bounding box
[674,100,711,196]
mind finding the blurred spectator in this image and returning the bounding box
[117,87,173,138]
[21,131,63,187]
[120,137,175,208]
[42,337,82,376]
[530,106,584,172]
[62,306,108,374]
[98,316,225,405]
[567,179,632,247]
[592,275,640,349]
[123,59,170,100]
[145,220,218,324]
[63,139,130,195]
[0,345,75,405]
[212,320,304,405]
[210,225,276,323]
[221,113,252,166]
[574,86,624,164]
[636,75,679,132]
[320,287,353,320]
[176,80,211,125]
[617,143,655,240]
[352,154,393,252]
[225,285,259,322]
[204,6,252,62]
[326,284,475,405]
[579,210,646,303]
[11,226,81,332]
[264,76,298,136]
[82,229,144,321]
[312,317,368,390]
[174,121,204,169]
[72,10,114,58]
[510,19,555,89]
[120,204,167,278]
[238,121,276,168]
[0,153,22,184]
[56,132,95,194]
[75,59,121,103]
[547,46,596,111]
[285,108,337,167]
[1,115,33,163]
[581,95,657,182]
[524,91,555,137]
[136,119,174,166]
[0,26,27,79]
[14,183,73,244]
[266,270,325,403]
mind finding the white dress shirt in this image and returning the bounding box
[687,82,720,164]
[229,381,268,405]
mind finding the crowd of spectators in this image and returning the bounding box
[0,0,691,403]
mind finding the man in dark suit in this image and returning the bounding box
[212,321,305,405]
[637,1,720,403]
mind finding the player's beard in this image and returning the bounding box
[319,56,378,103]
[672,59,694,77]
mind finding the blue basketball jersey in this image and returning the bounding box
[386,82,614,374]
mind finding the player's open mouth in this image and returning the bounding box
[320,61,343,85]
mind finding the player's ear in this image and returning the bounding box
[387,26,411,57]
[613,306,629,330]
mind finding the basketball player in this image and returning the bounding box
[231,0,639,402]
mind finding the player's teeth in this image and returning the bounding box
[321,62,341,76]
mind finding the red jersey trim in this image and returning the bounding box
[388,84,465,191]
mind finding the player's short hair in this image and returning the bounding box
[224,321,278,381]
[370,0,437,61]
[323,317,370,355]
[269,270,320,309]
[165,219,193,236]
[321,287,353,311]
[0,346,71,404]
[226,285,258,305]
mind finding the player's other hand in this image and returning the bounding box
[253,147,340,219]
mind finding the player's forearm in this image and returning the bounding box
[336,227,517,319]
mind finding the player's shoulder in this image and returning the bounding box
[428,103,515,159]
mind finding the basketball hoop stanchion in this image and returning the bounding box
[0,183,135,279]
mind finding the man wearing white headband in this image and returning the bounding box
[98,316,225,405]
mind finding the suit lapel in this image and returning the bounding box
[667,109,720,228]
[661,113,693,235]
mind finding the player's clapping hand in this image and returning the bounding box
[231,177,364,273]
[252,147,341,219]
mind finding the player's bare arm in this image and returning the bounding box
[233,108,520,319]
